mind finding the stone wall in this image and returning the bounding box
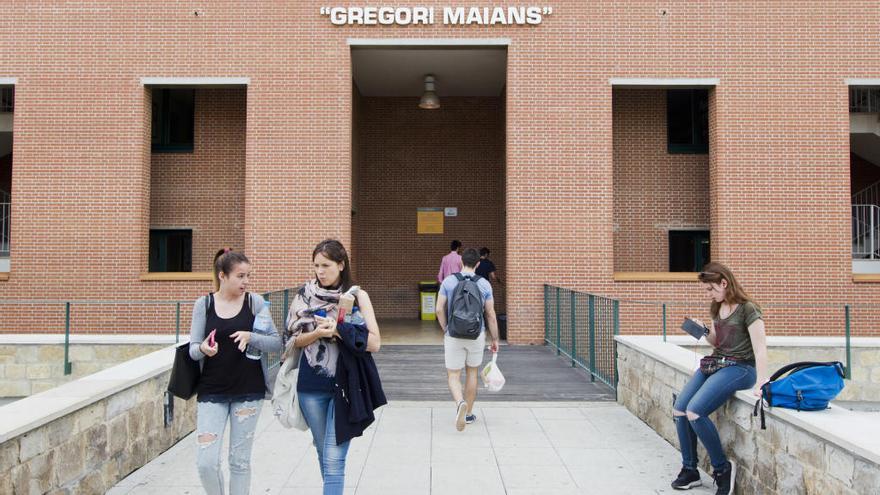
[674,338,880,402]
[617,336,880,495]
[0,343,168,397]
[0,347,196,494]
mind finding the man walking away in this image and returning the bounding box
[436,248,500,431]
[437,240,463,283]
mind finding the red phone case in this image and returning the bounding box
[207,329,216,347]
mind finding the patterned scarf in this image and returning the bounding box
[283,279,341,377]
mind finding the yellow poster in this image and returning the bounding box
[417,210,444,234]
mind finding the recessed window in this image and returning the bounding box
[151,89,194,152]
[667,89,709,154]
[149,229,192,272]
[669,230,710,272]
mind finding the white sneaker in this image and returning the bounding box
[455,401,467,431]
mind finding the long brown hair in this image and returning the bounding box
[698,262,758,318]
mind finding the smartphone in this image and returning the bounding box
[680,318,708,340]
[207,329,217,347]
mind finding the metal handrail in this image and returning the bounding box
[544,285,619,397]
[0,288,295,375]
[0,201,9,256]
[545,288,858,387]
[852,180,880,207]
[852,204,880,259]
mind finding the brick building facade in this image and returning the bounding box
[0,2,878,343]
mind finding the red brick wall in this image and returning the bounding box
[150,88,246,272]
[352,94,506,318]
[613,89,710,272]
[0,2,877,341]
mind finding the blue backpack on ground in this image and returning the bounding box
[753,361,846,429]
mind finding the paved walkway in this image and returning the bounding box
[110,401,716,495]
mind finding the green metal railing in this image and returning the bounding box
[544,285,620,396]
[543,288,867,395]
[0,288,295,376]
[632,300,857,380]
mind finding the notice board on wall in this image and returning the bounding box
[417,208,444,234]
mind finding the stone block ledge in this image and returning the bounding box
[0,343,180,443]
[616,335,880,466]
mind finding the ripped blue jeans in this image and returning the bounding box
[196,400,262,495]
[673,364,756,471]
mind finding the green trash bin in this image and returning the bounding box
[419,281,439,320]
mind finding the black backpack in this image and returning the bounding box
[446,273,484,340]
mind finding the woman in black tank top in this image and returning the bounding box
[188,249,281,495]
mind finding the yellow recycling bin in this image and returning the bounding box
[419,281,439,320]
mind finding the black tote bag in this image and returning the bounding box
[167,342,200,399]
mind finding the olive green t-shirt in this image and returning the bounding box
[710,301,762,362]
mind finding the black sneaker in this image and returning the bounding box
[712,460,735,495]
[670,467,701,490]
[465,413,477,424]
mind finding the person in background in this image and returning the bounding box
[437,239,462,283]
[189,248,282,495]
[475,247,501,285]
[670,262,768,495]
[285,239,384,495]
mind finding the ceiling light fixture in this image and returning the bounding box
[419,74,440,110]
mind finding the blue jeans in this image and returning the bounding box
[673,364,756,471]
[299,391,351,495]
[196,400,262,495]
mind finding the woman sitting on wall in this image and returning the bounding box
[189,248,282,495]
[671,262,768,495]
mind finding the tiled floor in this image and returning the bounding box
[109,401,715,494]
[378,318,444,345]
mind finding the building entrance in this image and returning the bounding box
[349,42,508,343]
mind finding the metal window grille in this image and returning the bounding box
[849,87,880,113]
[0,88,12,113]
[0,201,9,257]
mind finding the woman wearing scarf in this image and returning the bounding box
[284,239,383,495]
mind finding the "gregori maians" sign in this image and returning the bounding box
[319,6,554,26]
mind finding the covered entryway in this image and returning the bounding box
[349,40,508,343]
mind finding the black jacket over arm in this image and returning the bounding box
[334,322,387,445]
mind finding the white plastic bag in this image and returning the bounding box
[481,352,506,392]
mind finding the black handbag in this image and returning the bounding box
[167,342,200,399]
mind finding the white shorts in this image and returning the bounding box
[444,333,486,370]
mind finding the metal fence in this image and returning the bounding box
[544,285,620,396]
[0,288,295,375]
[853,204,880,259]
[544,286,865,396]
[0,201,8,256]
[622,299,856,380]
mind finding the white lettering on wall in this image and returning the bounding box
[320,6,553,26]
